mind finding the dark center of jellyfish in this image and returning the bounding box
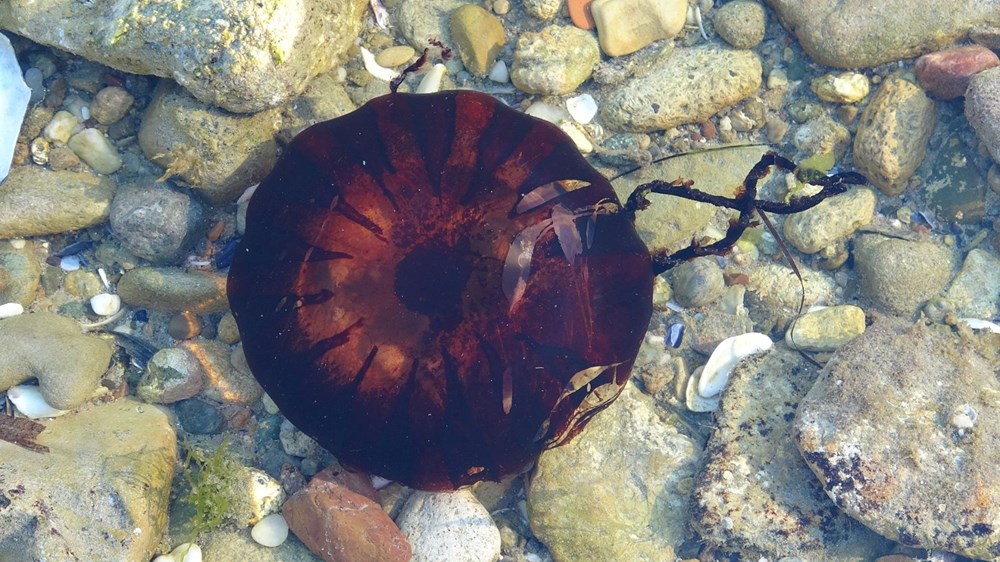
[393,238,474,331]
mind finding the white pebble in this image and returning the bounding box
[59,255,81,271]
[360,46,400,83]
[524,101,571,124]
[416,63,447,94]
[0,302,24,318]
[566,93,598,124]
[68,128,122,174]
[24,67,44,103]
[152,543,202,562]
[959,318,1000,334]
[90,293,122,316]
[8,239,26,249]
[43,110,80,143]
[488,60,509,83]
[251,513,289,547]
[261,392,280,414]
[559,122,593,153]
[6,385,68,418]
[698,333,773,398]
[950,404,977,430]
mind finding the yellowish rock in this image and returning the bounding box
[811,72,870,104]
[450,4,506,76]
[786,305,867,352]
[68,128,122,174]
[591,0,687,57]
[42,110,79,143]
[375,45,416,68]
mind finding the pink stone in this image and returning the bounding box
[916,45,1000,99]
[283,470,411,562]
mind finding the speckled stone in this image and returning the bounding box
[694,348,893,559]
[137,347,206,404]
[510,25,600,95]
[852,76,936,195]
[0,250,40,307]
[745,263,837,333]
[853,233,954,318]
[915,45,1000,100]
[527,383,699,561]
[794,317,1000,560]
[601,45,762,132]
[590,0,686,56]
[669,256,725,308]
[783,187,876,254]
[0,166,115,238]
[396,489,501,562]
[216,312,241,345]
[174,396,226,434]
[89,86,134,125]
[117,267,228,313]
[965,66,1000,166]
[521,0,561,19]
[110,185,206,263]
[713,0,767,50]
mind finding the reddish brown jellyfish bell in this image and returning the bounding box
[227,91,864,491]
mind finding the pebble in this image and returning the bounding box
[565,93,597,124]
[64,269,103,298]
[0,250,41,307]
[6,384,69,418]
[153,544,202,562]
[522,0,561,19]
[853,76,936,195]
[67,127,123,174]
[59,254,81,271]
[181,339,263,406]
[450,2,504,76]
[698,332,773,398]
[853,233,954,317]
[811,71,870,104]
[511,25,600,95]
[282,472,412,562]
[0,312,113,410]
[567,0,595,29]
[42,109,80,143]
[0,166,115,238]
[785,305,867,352]
[251,513,289,547]
[279,418,325,458]
[965,67,1000,165]
[601,45,762,132]
[669,256,725,308]
[487,60,509,83]
[712,0,767,49]
[89,292,122,316]
[590,0,686,56]
[48,144,82,170]
[89,85,134,124]
[174,398,226,434]
[137,347,206,404]
[375,45,416,68]
[116,267,228,313]
[109,184,206,263]
[782,187,876,254]
[216,312,241,344]
[0,302,24,318]
[168,310,203,340]
[396,489,501,562]
[915,45,1000,99]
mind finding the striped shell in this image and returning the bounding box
[227,91,653,490]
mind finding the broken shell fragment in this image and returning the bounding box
[698,332,773,398]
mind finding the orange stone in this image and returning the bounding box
[568,0,595,29]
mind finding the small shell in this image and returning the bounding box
[415,63,447,94]
[698,333,773,397]
[6,385,68,418]
[251,513,289,547]
[488,60,509,83]
[959,318,1000,334]
[60,255,81,271]
[685,367,720,412]
[90,293,122,316]
[152,543,202,562]
[566,93,598,124]
[667,323,684,348]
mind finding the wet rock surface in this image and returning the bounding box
[794,317,1000,560]
[0,166,115,238]
[853,234,955,318]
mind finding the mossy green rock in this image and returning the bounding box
[527,383,699,561]
[0,399,177,561]
[0,166,115,238]
[117,267,228,313]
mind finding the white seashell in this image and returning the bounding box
[524,102,571,124]
[566,93,598,124]
[6,385,68,418]
[152,543,202,562]
[950,404,977,430]
[488,60,509,83]
[959,318,1000,334]
[360,47,400,83]
[685,367,720,412]
[371,475,393,489]
[90,293,122,316]
[251,513,289,547]
[244,467,285,524]
[0,302,24,318]
[698,333,773,397]
[416,63,447,94]
[261,392,280,414]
